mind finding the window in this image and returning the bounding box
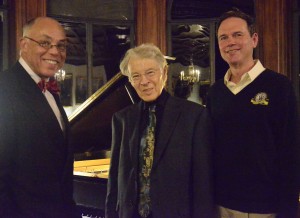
[47,0,135,115]
[167,0,254,105]
[167,22,215,105]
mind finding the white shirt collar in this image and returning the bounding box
[19,57,48,83]
[224,59,265,85]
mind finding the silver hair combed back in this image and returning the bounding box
[119,43,167,77]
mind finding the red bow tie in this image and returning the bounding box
[37,79,60,95]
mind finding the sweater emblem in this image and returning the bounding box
[250,92,269,106]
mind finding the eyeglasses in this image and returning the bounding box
[130,69,159,83]
[24,36,67,52]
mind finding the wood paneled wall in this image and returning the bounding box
[136,0,167,54]
[8,0,294,79]
[255,0,293,77]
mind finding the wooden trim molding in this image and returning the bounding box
[255,0,293,77]
[136,0,167,54]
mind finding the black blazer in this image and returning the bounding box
[106,95,214,218]
[0,62,80,217]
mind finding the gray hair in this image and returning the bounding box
[119,43,168,77]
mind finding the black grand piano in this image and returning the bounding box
[69,73,139,217]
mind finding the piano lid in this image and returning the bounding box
[68,72,139,159]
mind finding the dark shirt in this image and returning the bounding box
[140,89,169,143]
[137,89,169,216]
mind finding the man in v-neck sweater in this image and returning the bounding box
[207,8,299,218]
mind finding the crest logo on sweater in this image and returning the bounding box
[251,92,269,105]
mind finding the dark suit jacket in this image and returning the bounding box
[106,95,214,218]
[0,62,80,217]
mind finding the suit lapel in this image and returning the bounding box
[153,97,181,168]
[53,93,68,131]
[13,63,65,143]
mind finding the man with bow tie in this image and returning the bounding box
[0,17,80,217]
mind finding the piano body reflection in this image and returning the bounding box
[69,73,139,216]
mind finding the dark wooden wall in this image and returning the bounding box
[8,0,294,78]
[255,0,293,77]
[136,0,167,54]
